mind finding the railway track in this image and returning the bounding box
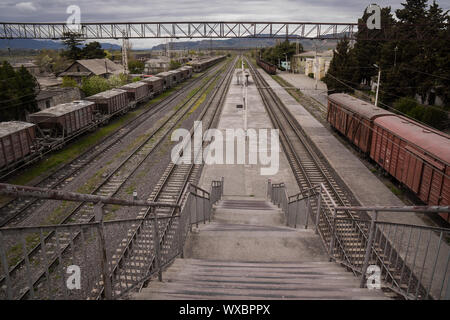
[90,56,237,299]
[0,60,231,300]
[0,64,223,228]
[246,57,371,271]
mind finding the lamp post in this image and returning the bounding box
[374,64,381,107]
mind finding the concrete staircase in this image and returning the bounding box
[132,198,388,300]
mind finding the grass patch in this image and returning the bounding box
[389,185,402,197]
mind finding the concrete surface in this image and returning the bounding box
[278,72,328,107]
[198,69,299,198]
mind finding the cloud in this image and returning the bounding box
[15,1,37,12]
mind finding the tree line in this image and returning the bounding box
[323,0,449,130]
[0,61,38,122]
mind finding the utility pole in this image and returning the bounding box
[314,42,318,90]
[374,64,381,107]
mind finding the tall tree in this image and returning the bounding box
[61,32,84,61]
[323,38,357,94]
[82,42,106,59]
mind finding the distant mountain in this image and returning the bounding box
[0,39,121,50]
[150,36,339,51]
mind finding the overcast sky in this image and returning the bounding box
[0,0,447,48]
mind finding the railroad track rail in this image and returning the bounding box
[246,57,371,271]
[248,58,427,297]
[0,60,230,300]
[0,64,223,228]
[90,56,237,299]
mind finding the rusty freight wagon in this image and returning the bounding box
[141,76,163,96]
[29,100,95,138]
[179,66,193,79]
[327,93,393,153]
[155,72,173,89]
[120,82,150,105]
[0,121,37,169]
[168,70,182,84]
[256,58,277,75]
[370,116,450,218]
[86,89,129,116]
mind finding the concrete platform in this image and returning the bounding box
[198,69,299,198]
[278,72,328,107]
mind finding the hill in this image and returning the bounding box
[0,39,121,50]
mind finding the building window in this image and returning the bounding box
[45,100,51,109]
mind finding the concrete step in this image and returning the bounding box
[133,258,388,300]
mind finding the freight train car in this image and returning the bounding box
[141,76,163,96]
[371,116,450,210]
[168,70,182,84]
[179,66,193,79]
[120,82,150,106]
[0,121,37,169]
[86,89,129,116]
[29,101,95,138]
[327,93,394,153]
[256,58,277,75]
[156,72,174,90]
[327,93,450,221]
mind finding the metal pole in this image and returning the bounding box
[315,185,322,234]
[375,68,381,107]
[329,207,337,261]
[95,203,112,300]
[360,210,378,288]
[152,207,162,282]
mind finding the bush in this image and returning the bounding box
[132,77,141,82]
[308,73,314,78]
[393,97,417,114]
[61,76,78,88]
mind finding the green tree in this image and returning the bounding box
[81,76,111,96]
[61,32,84,61]
[323,38,357,94]
[128,59,145,73]
[169,60,181,70]
[82,42,106,59]
[0,61,38,121]
[61,76,78,88]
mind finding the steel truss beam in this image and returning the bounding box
[1,22,359,40]
[1,21,446,41]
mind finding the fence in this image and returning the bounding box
[0,179,224,300]
[268,180,450,300]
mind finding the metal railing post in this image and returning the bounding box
[176,206,184,259]
[315,185,322,234]
[0,231,12,299]
[329,207,337,261]
[94,203,112,300]
[221,176,224,196]
[305,189,310,230]
[152,207,162,282]
[360,210,378,288]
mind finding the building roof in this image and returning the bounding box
[0,121,35,138]
[12,62,38,68]
[62,58,124,76]
[59,71,92,77]
[374,115,450,164]
[30,100,94,117]
[328,93,394,120]
[295,50,333,58]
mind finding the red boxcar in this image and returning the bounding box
[0,121,37,169]
[371,116,450,219]
[327,94,394,153]
[86,89,129,115]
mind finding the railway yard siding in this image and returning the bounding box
[257,68,422,225]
